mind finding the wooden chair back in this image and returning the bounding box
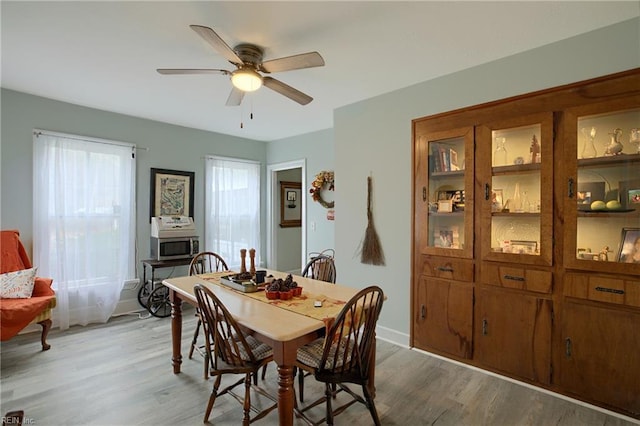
[302,253,336,283]
[194,284,259,370]
[317,285,384,383]
[189,252,228,276]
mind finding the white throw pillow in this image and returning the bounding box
[1,267,37,298]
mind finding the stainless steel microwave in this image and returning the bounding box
[150,236,199,261]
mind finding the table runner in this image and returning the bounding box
[198,271,346,323]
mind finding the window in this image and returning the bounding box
[33,130,136,329]
[204,156,260,269]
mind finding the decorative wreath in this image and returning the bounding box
[309,170,335,209]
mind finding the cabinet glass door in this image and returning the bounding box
[415,127,474,259]
[564,101,640,273]
[478,113,553,266]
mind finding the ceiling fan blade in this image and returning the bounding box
[225,86,245,106]
[190,25,243,65]
[260,52,324,73]
[157,68,230,75]
[263,77,313,105]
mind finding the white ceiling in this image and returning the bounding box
[2,1,638,141]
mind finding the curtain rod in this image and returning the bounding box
[33,129,148,151]
[202,155,260,165]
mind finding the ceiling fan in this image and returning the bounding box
[157,25,325,106]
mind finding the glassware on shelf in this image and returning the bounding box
[631,128,640,154]
[580,127,597,159]
[494,137,508,166]
[522,191,531,213]
[604,128,624,156]
[513,183,523,212]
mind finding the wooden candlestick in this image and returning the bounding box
[240,249,247,273]
[249,248,256,275]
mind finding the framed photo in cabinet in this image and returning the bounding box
[617,228,640,263]
[434,225,460,249]
[619,179,640,210]
[577,182,605,210]
[508,240,538,255]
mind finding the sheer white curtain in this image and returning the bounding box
[204,156,261,269]
[33,130,136,330]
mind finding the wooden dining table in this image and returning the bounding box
[162,270,361,426]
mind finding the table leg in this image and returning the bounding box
[273,343,296,426]
[170,289,183,374]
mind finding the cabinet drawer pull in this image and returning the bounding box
[422,186,427,202]
[482,319,488,335]
[565,338,572,358]
[421,304,426,319]
[437,266,454,273]
[503,274,525,282]
[595,286,625,295]
[485,183,490,201]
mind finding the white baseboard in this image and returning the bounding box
[375,324,410,348]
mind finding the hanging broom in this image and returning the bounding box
[360,175,385,266]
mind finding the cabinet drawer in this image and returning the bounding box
[564,273,640,308]
[481,264,552,294]
[418,256,473,282]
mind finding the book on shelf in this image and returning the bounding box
[430,143,459,172]
[449,148,460,171]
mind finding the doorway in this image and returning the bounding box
[266,159,307,272]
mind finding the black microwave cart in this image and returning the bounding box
[138,257,194,317]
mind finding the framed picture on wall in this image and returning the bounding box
[280,181,301,228]
[150,168,195,221]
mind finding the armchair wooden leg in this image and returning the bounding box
[38,318,52,351]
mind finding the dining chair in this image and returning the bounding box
[301,250,336,284]
[297,249,337,400]
[294,285,384,425]
[194,284,277,425]
[188,251,229,379]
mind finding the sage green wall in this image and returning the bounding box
[334,18,640,344]
[0,89,267,312]
[267,128,335,256]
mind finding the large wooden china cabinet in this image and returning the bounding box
[411,68,640,419]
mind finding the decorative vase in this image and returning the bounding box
[604,128,624,156]
[580,127,597,159]
[513,183,523,213]
[494,137,508,166]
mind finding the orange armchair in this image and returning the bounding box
[1,230,56,350]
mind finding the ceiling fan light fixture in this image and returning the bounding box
[231,68,263,92]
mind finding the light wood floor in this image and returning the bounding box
[1,310,638,426]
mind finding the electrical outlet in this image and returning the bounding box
[311,221,316,231]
